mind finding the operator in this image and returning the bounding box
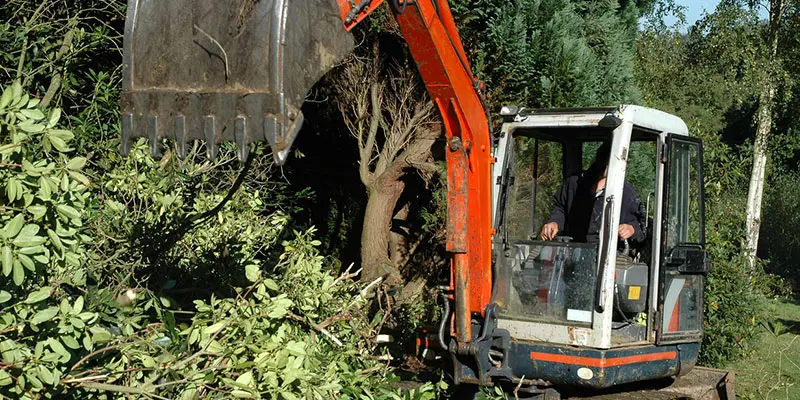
[540,142,646,243]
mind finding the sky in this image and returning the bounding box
[668,0,769,27]
[677,0,722,25]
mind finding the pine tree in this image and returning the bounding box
[450,0,642,109]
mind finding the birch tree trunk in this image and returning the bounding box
[745,83,775,269]
[744,0,785,269]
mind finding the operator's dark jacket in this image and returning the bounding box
[547,174,646,243]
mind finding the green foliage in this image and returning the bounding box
[450,0,641,109]
[760,172,800,290]
[72,229,441,399]
[474,385,508,400]
[635,3,793,366]
[0,81,105,399]
[0,82,439,398]
[0,1,441,397]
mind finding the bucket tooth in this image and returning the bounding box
[121,113,133,155]
[235,117,250,162]
[147,115,160,158]
[175,115,188,159]
[274,113,304,165]
[204,116,217,160]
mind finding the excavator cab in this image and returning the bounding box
[472,105,730,397]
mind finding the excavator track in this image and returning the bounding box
[566,367,734,400]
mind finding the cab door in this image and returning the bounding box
[656,134,708,344]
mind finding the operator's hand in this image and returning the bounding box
[618,224,635,241]
[540,222,559,241]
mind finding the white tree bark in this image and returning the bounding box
[744,0,785,269]
[745,83,775,269]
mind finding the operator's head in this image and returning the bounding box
[589,142,611,179]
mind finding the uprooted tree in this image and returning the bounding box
[332,40,441,284]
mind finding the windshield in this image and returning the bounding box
[497,135,600,325]
[497,241,598,326]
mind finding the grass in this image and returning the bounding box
[727,299,800,399]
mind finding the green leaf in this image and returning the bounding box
[89,326,113,343]
[268,297,292,319]
[245,264,260,282]
[263,279,279,291]
[66,157,87,170]
[0,85,12,110]
[0,369,11,386]
[27,98,40,108]
[62,335,80,350]
[0,291,11,304]
[31,307,58,325]
[232,389,254,398]
[19,109,45,120]
[73,296,84,314]
[2,215,24,239]
[11,81,22,101]
[18,245,43,255]
[68,170,91,187]
[24,287,51,304]
[48,108,62,127]
[56,204,81,221]
[235,371,253,387]
[285,341,306,357]
[47,338,70,362]
[203,322,225,335]
[27,204,47,220]
[206,340,224,354]
[39,176,52,198]
[48,135,70,152]
[48,129,74,142]
[12,234,47,248]
[47,229,64,252]
[281,392,299,400]
[18,121,46,133]
[17,253,34,271]
[15,224,40,240]
[12,260,24,285]
[1,246,11,277]
[5,177,17,202]
[37,366,54,385]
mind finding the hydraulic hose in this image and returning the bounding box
[438,286,451,351]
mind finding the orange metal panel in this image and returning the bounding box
[530,351,677,367]
[394,2,493,340]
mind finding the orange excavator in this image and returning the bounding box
[120,1,733,398]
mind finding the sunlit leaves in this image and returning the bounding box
[0,82,96,398]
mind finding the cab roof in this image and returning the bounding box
[505,105,689,136]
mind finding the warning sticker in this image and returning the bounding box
[628,286,641,300]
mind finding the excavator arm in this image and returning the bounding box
[121,0,492,345]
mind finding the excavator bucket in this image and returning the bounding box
[120,0,354,164]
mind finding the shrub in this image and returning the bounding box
[0,80,443,398]
[0,81,108,399]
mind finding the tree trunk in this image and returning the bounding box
[745,82,775,270]
[744,0,784,270]
[361,178,405,282]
